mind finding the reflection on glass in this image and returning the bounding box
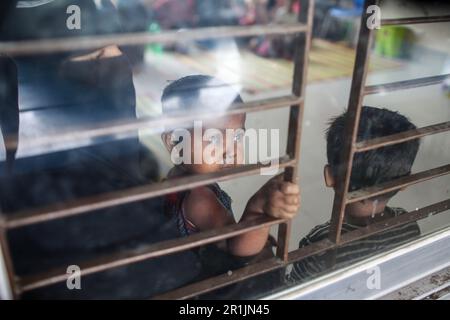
[1,0,450,300]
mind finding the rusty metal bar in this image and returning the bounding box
[338,199,450,244]
[155,199,450,299]
[0,24,308,56]
[19,216,286,293]
[5,157,296,229]
[154,256,285,300]
[355,121,450,153]
[4,95,303,154]
[285,0,314,174]
[328,0,378,244]
[154,256,284,300]
[276,221,292,261]
[364,74,450,95]
[381,15,450,26]
[278,0,314,261]
[347,164,450,203]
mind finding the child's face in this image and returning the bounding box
[166,114,246,174]
[189,114,246,174]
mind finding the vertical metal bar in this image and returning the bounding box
[278,0,314,260]
[328,0,378,244]
[285,0,314,170]
[276,221,292,261]
[0,217,17,299]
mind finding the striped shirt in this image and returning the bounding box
[288,207,421,284]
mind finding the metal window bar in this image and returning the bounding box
[364,74,450,95]
[381,15,450,26]
[347,164,450,203]
[355,121,450,152]
[0,24,308,56]
[328,0,450,246]
[3,95,304,155]
[19,215,287,293]
[0,0,313,299]
[4,157,296,229]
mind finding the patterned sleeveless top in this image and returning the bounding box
[165,183,234,237]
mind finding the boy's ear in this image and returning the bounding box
[161,132,174,152]
[324,165,335,188]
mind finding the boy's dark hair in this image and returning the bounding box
[326,106,419,198]
[161,75,243,115]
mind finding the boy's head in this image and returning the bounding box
[161,75,243,115]
[161,75,246,174]
[324,106,419,203]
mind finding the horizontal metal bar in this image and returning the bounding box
[154,237,338,299]
[355,121,450,153]
[155,199,450,299]
[5,95,302,153]
[5,157,295,229]
[381,15,450,26]
[268,225,450,300]
[153,256,285,300]
[339,199,450,244]
[364,74,450,95]
[0,24,308,56]
[289,199,450,262]
[19,215,285,293]
[347,164,450,203]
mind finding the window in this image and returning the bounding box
[0,0,449,300]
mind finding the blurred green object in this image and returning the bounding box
[375,26,410,58]
[443,59,450,98]
[146,22,163,55]
[443,77,450,99]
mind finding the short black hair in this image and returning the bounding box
[326,106,419,198]
[161,75,243,115]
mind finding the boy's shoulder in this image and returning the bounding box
[299,220,357,248]
[299,221,331,247]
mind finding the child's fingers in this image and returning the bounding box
[264,205,281,218]
[273,208,298,219]
[268,191,300,207]
[267,192,285,209]
[280,182,300,195]
[283,194,300,205]
[282,211,298,219]
[266,207,294,219]
[267,195,299,214]
[281,204,299,214]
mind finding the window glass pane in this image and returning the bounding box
[1,0,450,300]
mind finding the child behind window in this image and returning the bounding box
[161,74,300,259]
[289,106,421,283]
